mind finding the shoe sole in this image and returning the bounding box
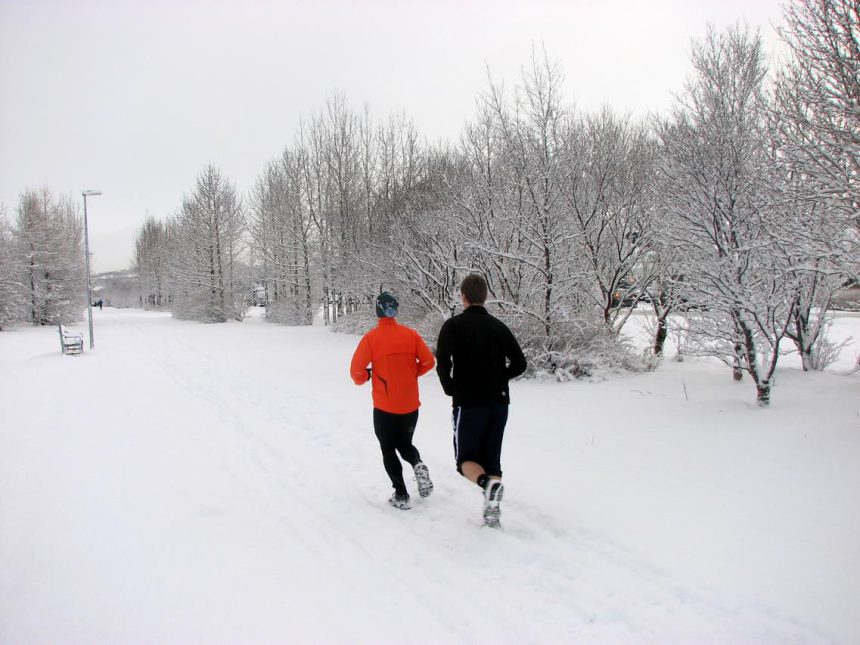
[483,481,503,527]
[414,465,434,498]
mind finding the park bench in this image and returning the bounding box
[58,324,83,355]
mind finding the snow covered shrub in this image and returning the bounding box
[170,292,228,323]
[520,316,644,382]
[332,300,444,350]
[266,298,313,326]
[670,316,691,362]
[331,306,378,336]
[641,347,663,372]
[806,328,852,371]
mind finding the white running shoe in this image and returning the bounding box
[482,479,504,528]
[413,462,434,498]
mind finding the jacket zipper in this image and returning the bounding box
[374,372,389,395]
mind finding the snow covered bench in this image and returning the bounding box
[58,324,83,355]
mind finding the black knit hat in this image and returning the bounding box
[376,292,399,318]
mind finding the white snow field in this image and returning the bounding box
[1,307,858,644]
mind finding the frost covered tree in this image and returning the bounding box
[464,53,583,370]
[418,51,653,376]
[169,166,246,322]
[0,205,27,329]
[249,152,314,325]
[133,216,170,309]
[337,108,430,319]
[247,94,437,329]
[774,0,860,215]
[656,25,795,405]
[377,146,464,334]
[297,112,338,324]
[15,188,85,326]
[359,112,440,328]
[289,95,377,324]
[561,109,659,334]
[319,95,365,319]
[770,0,860,368]
[767,146,852,370]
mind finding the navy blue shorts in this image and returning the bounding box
[451,403,509,477]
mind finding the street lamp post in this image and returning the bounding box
[82,189,102,349]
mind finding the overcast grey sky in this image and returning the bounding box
[1,0,786,272]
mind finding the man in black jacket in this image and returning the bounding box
[436,274,527,528]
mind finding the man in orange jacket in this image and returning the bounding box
[350,292,436,509]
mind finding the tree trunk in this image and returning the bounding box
[29,256,37,325]
[732,342,744,381]
[756,379,771,407]
[800,348,813,372]
[653,315,668,356]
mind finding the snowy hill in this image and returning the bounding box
[1,308,858,643]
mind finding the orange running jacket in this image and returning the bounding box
[350,317,435,414]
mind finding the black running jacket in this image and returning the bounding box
[435,305,527,406]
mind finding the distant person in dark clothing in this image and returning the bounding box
[436,274,527,528]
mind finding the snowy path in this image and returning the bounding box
[2,309,859,643]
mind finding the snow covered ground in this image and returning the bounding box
[1,307,858,644]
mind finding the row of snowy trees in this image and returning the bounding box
[650,1,858,403]
[134,167,248,322]
[248,98,427,326]
[128,0,857,404]
[0,190,86,330]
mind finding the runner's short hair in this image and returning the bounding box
[460,274,488,305]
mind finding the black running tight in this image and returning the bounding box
[373,408,421,496]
